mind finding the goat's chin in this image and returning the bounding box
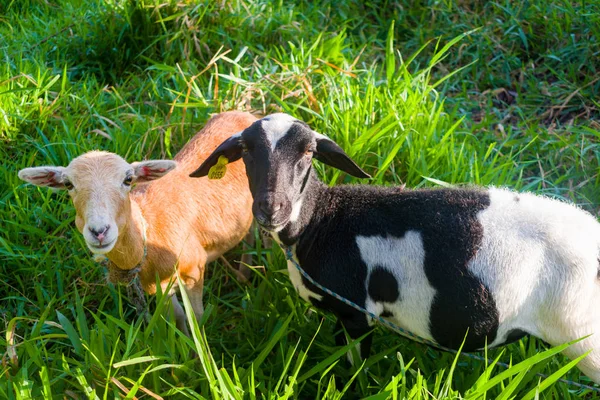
[258,219,289,233]
[87,239,116,254]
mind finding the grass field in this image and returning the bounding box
[1,0,600,398]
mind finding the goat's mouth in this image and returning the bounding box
[257,219,289,233]
[87,238,116,253]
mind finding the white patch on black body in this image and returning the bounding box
[356,232,436,342]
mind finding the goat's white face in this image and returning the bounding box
[67,153,134,253]
[19,151,176,254]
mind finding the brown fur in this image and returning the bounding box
[19,111,257,330]
[130,112,254,294]
[110,112,255,299]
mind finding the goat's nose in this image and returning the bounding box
[89,225,110,241]
[258,198,283,217]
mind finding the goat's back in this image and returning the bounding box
[133,111,256,261]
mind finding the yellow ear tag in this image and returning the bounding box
[207,156,229,180]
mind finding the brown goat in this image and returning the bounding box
[19,111,257,332]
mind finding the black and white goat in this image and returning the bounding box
[190,113,600,383]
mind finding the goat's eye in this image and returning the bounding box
[64,180,74,190]
[123,176,133,186]
[241,142,249,154]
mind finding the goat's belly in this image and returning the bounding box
[367,297,506,351]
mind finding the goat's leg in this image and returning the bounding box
[170,294,190,336]
[179,270,204,324]
[541,283,600,385]
[177,249,207,326]
[576,342,600,385]
[556,326,600,385]
[186,283,205,324]
[238,227,256,281]
[339,314,373,365]
[334,319,345,347]
[558,316,600,385]
[574,285,600,384]
[334,315,373,393]
[172,284,202,359]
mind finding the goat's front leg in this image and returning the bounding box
[186,283,205,324]
[238,227,256,281]
[170,294,190,336]
[177,248,207,328]
[333,315,373,393]
[338,314,373,364]
[171,280,204,338]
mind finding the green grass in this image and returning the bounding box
[1,0,599,398]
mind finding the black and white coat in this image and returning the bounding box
[191,113,600,384]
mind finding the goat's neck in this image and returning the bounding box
[106,199,146,270]
[277,169,328,246]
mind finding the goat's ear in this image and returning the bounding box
[189,135,243,178]
[131,160,177,182]
[18,166,69,189]
[314,133,371,179]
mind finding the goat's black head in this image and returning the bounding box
[190,113,370,231]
